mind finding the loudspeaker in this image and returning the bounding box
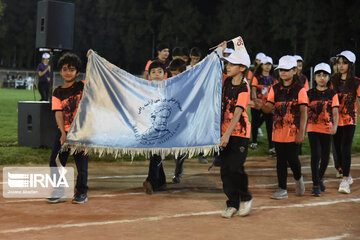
[18,101,58,148]
[35,0,75,50]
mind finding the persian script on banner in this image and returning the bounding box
[63,50,223,158]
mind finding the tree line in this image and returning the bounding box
[0,0,359,76]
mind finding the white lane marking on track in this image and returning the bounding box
[292,233,351,240]
[0,198,359,234]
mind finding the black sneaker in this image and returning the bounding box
[312,186,321,197]
[72,193,88,204]
[172,175,181,184]
[319,180,326,192]
[143,180,153,195]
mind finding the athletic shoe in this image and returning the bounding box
[221,207,237,219]
[238,199,253,217]
[172,176,181,184]
[271,188,288,199]
[336,169,343,178]
[338,179,350,194]
[319,180,326,192]
[143,180,153,195]
[198,155,208,164]
[72,193,88,204]
[268,148,276,155]
[47,197,66,204]
[250,143,258,150]
[258,128,264,137]
[312,186,321,197]
[295,176,305,196]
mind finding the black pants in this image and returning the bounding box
[49,130,88,194]
[274,142,302,190]
[332,125,356,177]
[220,136,252,209]
[308,132,331,186]
[147,154,166,190]
[38,81,50,101]
[251,108,274,148]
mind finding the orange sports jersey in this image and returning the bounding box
[251,74,276,106]
[222,73,228,85]
[300,73,309,91]
[307,88,339,134]
[52,80,85,132]
[332,77,360,126]
[247,70,253,81]
[221,77,251,139]
[267,81,308,143]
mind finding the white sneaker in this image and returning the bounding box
[258,128,263,136]
[295,176,305,196]
[221,207,237,219]
[268,148,276,155]
[348,176,353,185]
[338,179,350,194]
[238,199,253,217]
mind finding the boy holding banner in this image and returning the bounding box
[219,42,253,218]
[143,61,168,194]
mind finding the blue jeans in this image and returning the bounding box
[49,130,88,194]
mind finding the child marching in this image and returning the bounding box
[255,55,308,199]
[219,42,252,218]
[331,50,360,194]
[307,63,339,196]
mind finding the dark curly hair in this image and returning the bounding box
[57,53,82,72]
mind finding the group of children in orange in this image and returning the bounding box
[47,41,358,221]
[142,41,358,219]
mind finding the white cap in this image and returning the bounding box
[275,55,297,70]
[222,50,251,68]
[224,48,234,54]
[314,63,331,75]
[255,52,266,60]
[261,56,273,65]
[42,53,50,59]
[337,50,356,63]
[293,55,303,62]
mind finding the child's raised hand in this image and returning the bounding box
[219,41,227,54]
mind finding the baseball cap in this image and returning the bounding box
[337,50,356,63]
[293,55,303,62]
[275,55,297,70]
[224,48,234,54]
[255,52,266,61]
[261,56,273,65]
[42,53,50,59]
[222,50,251,68]
[314,63,331,75]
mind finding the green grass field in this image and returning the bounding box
[1,88,360,165]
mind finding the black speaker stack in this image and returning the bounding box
[18,1,75,148]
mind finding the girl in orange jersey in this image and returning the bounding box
[250,56,276,154]
[255,55,308,199]
[307,63,339,196]
[331,50,360,194]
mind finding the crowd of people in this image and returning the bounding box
[45,41,358,220]
[141,42,358,219]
